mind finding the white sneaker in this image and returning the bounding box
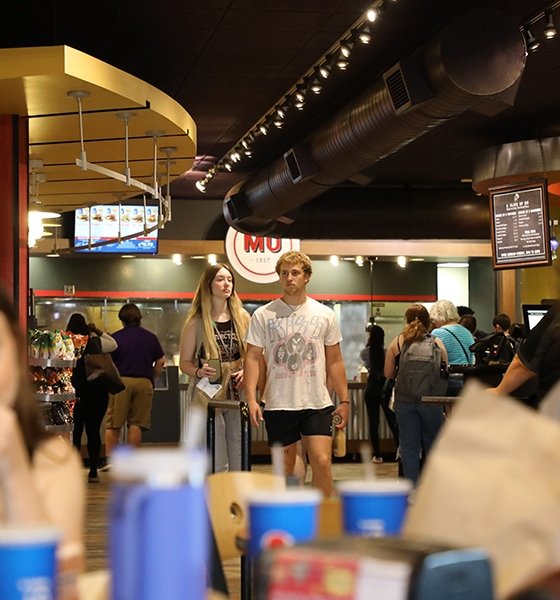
[371,456,383,464]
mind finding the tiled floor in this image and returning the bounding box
[84,458,399,597]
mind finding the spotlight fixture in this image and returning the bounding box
[544,10,557,39]
[367,7,380,22]
[524,26,540,52]
[329,255,339,266]
[294,85,307,109]
[195,179,206,193]
[358,24,372,44]
[259,123,268,136]
[275,105,286,119]
[310,78,322,94]
[319,61,331,79]
[207,254,217,266]
[355,255,365,267]
[397,255,408,269]
[336,54,350,70]
[340,39,354,58]
[223,161,232,171]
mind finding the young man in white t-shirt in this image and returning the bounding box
[244,251,349,497]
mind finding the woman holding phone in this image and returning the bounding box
[179,263,252,471]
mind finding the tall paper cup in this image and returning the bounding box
[338,478,412,536]
[110,447,208,600]
[247,488,322,557]
[0,526,59,600]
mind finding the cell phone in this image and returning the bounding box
[207,359,222,384]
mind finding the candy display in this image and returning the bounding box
[67,333,88,359]
[29,328,77,433]
[40,401,74,427]
[30,366,74,395]
[29,329,76,361]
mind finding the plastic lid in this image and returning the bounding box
[246,488,322,506]
[337,478,413,495]
[111,446,200,486]
[0,525,59,545]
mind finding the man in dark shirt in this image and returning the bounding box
[490,303,560,405]
[105,303,165,459]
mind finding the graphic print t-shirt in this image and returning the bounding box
[246,297,342,410]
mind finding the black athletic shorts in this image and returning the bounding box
[264,406,335,447]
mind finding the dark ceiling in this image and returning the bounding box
[2,0,559,239]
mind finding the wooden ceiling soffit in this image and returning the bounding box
[0,45,197,212]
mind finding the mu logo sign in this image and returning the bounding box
[225,228,300,283]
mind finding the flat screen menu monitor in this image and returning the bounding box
[489,179,551,270]
[522,303,551,333]
[74,205,159,254]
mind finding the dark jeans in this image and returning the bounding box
[364,375,399,456]
[72,389,110,474]
[394,401,444,485]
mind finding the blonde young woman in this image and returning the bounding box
[179,263,251,471]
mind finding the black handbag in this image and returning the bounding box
[83,336,126,394]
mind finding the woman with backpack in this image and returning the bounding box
[384,304,448,486]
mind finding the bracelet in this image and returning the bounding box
[339,400,350,404]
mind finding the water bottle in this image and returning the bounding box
[332,415,346,458]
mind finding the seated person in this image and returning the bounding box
[0,290,84,598]
[492,313,512,334]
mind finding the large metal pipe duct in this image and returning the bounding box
[258,187,491,240]
[223,8,526,236]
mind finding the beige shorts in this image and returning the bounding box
[106,377,154,430]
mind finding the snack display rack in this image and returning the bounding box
[28,330,86,435]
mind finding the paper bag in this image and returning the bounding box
[403,380,560,600]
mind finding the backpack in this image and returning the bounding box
[395,334,448,402]
[470,333,516,366]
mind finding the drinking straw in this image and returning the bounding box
[360,442,376,480]
[184,405,206,451]
[183,405,208,487]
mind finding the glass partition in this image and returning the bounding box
[34,298,428,381]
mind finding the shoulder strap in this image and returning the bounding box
[444,327,470,362]
[85,334,102,355]
[195,318,205,362]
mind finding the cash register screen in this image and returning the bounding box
[522,304,551,332]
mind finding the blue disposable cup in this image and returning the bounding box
[338,478,412,536]
[0,526,59,600]
[247,488,322,557]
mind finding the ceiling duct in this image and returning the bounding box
[223,8,526,237]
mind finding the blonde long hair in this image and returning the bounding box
[183,263,249,359]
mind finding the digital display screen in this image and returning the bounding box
[489,180,551,270]
[74,205,159,254]
[522,303,551,333]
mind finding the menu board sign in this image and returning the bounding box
[74,205,159,254]
[489,180,551,270]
